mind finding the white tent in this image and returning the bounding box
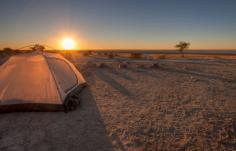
[0,52,86,112]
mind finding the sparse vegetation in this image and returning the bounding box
[3,48,13,54]
[157,55,166,59]
[150,63,159,68]
[83,51,93,56]
[130,53,142,59]
[82,51,91,56]
[97,62,107,68]
[1,48,22,55]
[31,44,45,51]
[213,56,222,59]
[108,53,114,59]
[118,63,128,69]
[14,49,21,54]
[175,41,190,57]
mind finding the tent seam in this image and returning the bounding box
[41,53,64,103]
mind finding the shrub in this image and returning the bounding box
[157,55,166,59]
[130,53,142,59]
[108,53,114,59]
[97,63,108,68]
[214,56,222,59]
[14,49,21,54]
[150,63,159,68]
[31,44,45,51]
[86,61,96,68]
[118,62,128,69]
[83,51,92,56]
[3,48,13,54]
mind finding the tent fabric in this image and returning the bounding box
[0,52,86,112]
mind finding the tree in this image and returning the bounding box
[3,48,13,54]
[175,41,190,57]
[31,44,45,51]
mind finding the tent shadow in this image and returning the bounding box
[0,87,114,151]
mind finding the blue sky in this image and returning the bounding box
[0,0,236,49]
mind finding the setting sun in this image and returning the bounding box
[62,38,75,50]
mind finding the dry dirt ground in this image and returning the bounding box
[0,54,236,151]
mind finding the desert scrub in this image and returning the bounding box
[157,55,166,59]
[107,53,114,59]
[82,51,92,56]
[130,53,142,59]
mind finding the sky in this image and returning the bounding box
[0,0,236,50]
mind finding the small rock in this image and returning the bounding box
[190,76,198,82]
[86,61,96,68]
[150,63,159,68]
[118,63,128,69]
[97,63,107,68]
[138,64,145,68]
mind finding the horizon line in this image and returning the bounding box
[1,48,236,51]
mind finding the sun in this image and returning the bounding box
[62,38,75,50]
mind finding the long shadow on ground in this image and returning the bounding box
[0,87,113,151]
[94,69,132,97]
[159,67,231,82]
[107,68,133,81]
[128,65,230,82]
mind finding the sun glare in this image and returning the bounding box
[62,38,75,50]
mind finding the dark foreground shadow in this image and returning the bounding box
[0,87,114,151]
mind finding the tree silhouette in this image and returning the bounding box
[3,48,13,54]
[31,44,45,51]
[175,41,190,57]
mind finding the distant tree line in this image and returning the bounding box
[0,48,20,54]
[0,44,46,54]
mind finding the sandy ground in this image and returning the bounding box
[0,54,236,151]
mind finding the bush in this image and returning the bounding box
[83,51,92,56]
[118,62,128,69]
[130,53,142,59]
[3,48,13,54]
[31,44,45,51]
[14,49,21,54]
[214,56,222,59]
[108,53,114,59]
[85,61,96,68]
[97,63,108,68]
[157,55,166,59]
[150,63,159,68]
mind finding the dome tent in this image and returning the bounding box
[0,52,86,112]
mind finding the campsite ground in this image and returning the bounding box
[0,52,236,151]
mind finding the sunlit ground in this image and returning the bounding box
[0,50,236,150]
